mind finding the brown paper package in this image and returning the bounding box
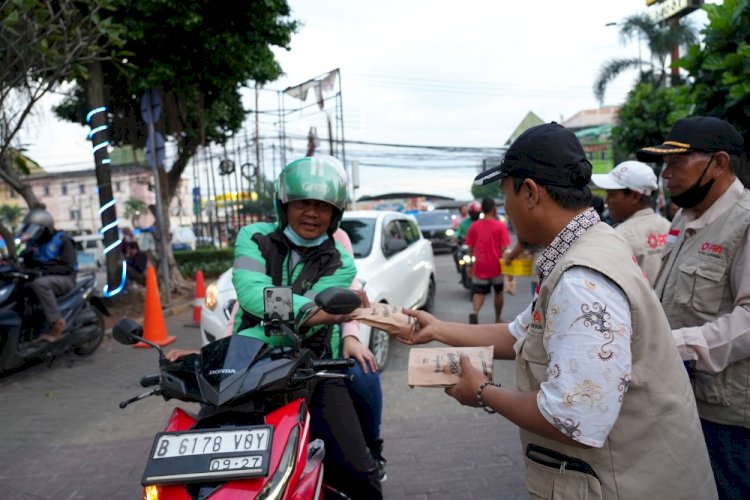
[349,303,416,341]
[407,346,494,387]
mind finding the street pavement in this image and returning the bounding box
[0,253,532,499]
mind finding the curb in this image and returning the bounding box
[105,301,194,336]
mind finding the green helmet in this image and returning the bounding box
[275,156,348,233]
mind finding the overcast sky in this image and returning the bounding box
[18,0,712,201]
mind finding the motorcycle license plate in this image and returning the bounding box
[142,425,273,485]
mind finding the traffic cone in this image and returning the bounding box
[135,265,176,348]
[193,270,205,324]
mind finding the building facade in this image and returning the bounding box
[7,164,193,235]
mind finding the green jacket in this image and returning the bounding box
[455,217,474,241]
[232,222,356,357]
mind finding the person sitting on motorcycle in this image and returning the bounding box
[454,201,482,242]
[17,208,77,343]
[231,156,382,498]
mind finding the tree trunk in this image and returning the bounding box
[0,222,18,266]
[86,61,124,295]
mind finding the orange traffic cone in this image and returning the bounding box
[193,270,205,324]
[135,265,176,348]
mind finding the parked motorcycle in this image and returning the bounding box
[115,286,363,499]
[0,265,108,372]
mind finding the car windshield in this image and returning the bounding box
[415,211,452,226]
[340,218,376,258]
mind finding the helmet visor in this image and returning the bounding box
[16,223,44,242]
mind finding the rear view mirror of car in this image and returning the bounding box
[384,238,407,256]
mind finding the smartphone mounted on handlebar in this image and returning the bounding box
[263,286,294,336]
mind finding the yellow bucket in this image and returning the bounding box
[503,258,533,276]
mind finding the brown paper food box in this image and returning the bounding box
[407,346,494,388]
[349,303,416,341]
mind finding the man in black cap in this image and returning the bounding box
[404,122,716,499]
[638,116,750,500]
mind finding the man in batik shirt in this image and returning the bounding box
[404,123,716,499]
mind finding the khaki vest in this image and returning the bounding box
[517,223,716,500]
[615,208,670,287]
[654,191,750,427]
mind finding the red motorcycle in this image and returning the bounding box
[114,286,361,499]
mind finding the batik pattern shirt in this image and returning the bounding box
[510,209,633,447]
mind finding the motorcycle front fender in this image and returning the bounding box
[153,399,313,499]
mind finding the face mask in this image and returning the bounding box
[670,155,716,209]
[283,225,329,247]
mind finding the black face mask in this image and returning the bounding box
[670,155,716,209]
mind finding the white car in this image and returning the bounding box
[73,234,105,271]
[200,210,436,369]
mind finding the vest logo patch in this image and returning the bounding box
[699,241,723,260]
[529,308,544,333]
[647,232,667,250]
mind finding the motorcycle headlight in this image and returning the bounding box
[445,229,455,237]
[205,283,219,311]
[143,485,160,500]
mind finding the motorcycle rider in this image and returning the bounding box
[17,208,77,343]
[231,156,382,498]
[454,201,481,242]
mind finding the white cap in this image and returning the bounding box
[591,161,658,195]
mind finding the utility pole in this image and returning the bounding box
[669,17,681,87]
[142,88,171,305]
[254,83,262,200]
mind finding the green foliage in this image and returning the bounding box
[471,179,501,201]
[123,196,148,226]
[0,204,23,231]
[174,248,234,279]
[679,0,750,119]
[1,0,126,83]
[0,0,126,208]
[678,0,750,185]
[612,82,692,159]
[54,1,297,150]
[594,13,698,104]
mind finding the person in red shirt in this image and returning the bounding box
[465,197,511,324]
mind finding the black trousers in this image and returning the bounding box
[309,378,382,499]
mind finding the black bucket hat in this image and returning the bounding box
[636,116,744,163]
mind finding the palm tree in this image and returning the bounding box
[0,204,23,231]
[594,14,698,104]
[123,197,148,229]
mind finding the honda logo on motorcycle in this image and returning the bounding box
[208,368,236,376]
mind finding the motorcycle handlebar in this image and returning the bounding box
[0,270,30,280]
[140,374,160,387]
[311,358,355,371]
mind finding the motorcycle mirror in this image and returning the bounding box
[314,287,361,315]
[112,318,166,357]
[112,318,143,345]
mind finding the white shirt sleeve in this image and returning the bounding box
[509,302,533,340]
[536,267,633,448]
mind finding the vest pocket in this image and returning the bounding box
[692,265,726,314]
[676,262,726,315]
[694,365,731,406]
[524,444,603,500]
